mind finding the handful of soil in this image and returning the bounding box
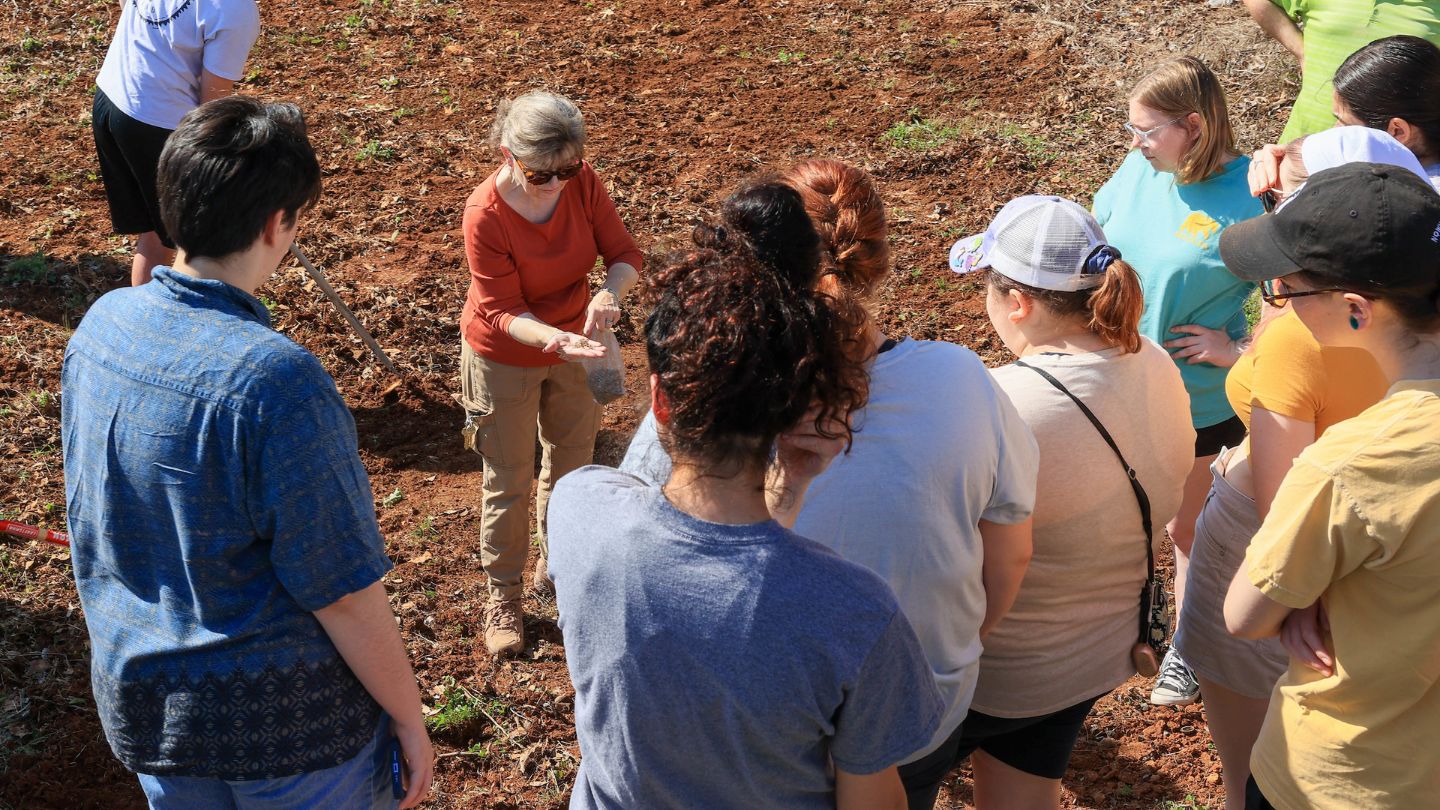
[581,327,626,405]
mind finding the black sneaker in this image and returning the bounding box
[1150,648,1200,706]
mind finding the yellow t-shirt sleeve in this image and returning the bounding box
[1248,314,1326,422]
[1245,458,1377,609]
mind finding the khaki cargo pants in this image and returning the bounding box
[460,341,599,602]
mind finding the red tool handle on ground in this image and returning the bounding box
[1,520,70,547]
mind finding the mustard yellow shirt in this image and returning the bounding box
[1244,381,1440,810]
[1225,310,1387,434]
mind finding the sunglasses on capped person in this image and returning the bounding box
[1260,277,1354,307]
[513,155,584,185]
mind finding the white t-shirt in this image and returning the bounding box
[96,0,261,130]
[973,340,1194,717]
[620,338,1040,761]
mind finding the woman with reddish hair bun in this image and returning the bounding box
[622,161,1040,809]
[546,180,943,809]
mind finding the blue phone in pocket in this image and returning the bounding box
[388,737,405,800]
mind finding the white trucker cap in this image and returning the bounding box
[949,195,1120,291]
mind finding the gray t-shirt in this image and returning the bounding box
[548,466,944,810]
[619,338,1039,760]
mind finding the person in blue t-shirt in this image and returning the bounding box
[61,97,432,808]
[1092,56,1264,708]
[547,181,943,810]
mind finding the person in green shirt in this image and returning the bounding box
[1242,0,1440,143]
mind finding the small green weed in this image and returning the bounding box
[258,294,277,316]
[378,75,399,90]
[382,488,405,508]
[20,37,42,53]
[426,687,481,733]
[1244,286,1262,328]
[998,122,1056,162]
[1157,797,1212,810]
[775,49,806,63]
[3,252,54,285]
[412,515,436,541]
[356,140,395,162]
[883,112,963,151]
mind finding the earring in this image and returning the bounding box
[1349,315,1360,330]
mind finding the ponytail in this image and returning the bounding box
[1085,258,1144,354]
[987,259,1144,354]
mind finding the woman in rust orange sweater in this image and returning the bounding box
[459,91,642,656]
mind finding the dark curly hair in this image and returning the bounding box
[644,181,869,471]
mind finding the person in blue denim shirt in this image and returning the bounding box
[61,96,433,809]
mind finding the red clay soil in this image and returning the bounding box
[1,0,1233,807]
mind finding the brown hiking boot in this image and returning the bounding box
[483,599,525,656]
[532,555,554,596]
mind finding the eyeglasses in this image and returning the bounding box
[1123,116,1183,145]
[513,155,584,186]
[1260,278,1353,307]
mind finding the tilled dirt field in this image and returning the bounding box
[1,0,1299,807]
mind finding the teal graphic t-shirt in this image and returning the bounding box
[1093,150,1263,430]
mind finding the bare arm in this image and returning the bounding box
[979,517,1034,638]
[766,411,848,528]
[584,261,640,335]
[1243,0,1304,62]
[506,314,606,359]
[199,69,237,103]
[314,581,434,808]
[836,766,906,810]
[1248,406,1315,521]
[1223,559,1293,639]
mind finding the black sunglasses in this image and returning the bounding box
[513,155,583,185]
[1260,278,1354,307]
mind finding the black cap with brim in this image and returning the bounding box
[1219,214,1303,283]
[1220,162,1440,289]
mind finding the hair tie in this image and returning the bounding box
[1085,244,1122,275]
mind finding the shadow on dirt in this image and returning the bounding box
[0,252,129,330]
[0,570,146,810]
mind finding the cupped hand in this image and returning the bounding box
[774,408,850,486]
[1281,600,1333,677]
[1248,144,1287,198]
[393,719,435,809]
[543,331,608,361]
[1166,324,1241,367]
[583,289,621,336]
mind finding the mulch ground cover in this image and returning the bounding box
[1,0,1300,806]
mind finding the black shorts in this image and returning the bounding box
[898,693,1103,807]
[92,88,174,246]
[1194,415,1245,457]
[1245,775,1277,810]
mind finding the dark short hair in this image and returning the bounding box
[157,97,322,260]
[1334,36,1440,158]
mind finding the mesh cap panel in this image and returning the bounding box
[992,202,1094,277]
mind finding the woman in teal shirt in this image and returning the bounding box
[1093,55,1263,708]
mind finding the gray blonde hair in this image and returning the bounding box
[488,91,586,166]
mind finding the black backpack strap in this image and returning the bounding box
[1014,360,1156,646]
